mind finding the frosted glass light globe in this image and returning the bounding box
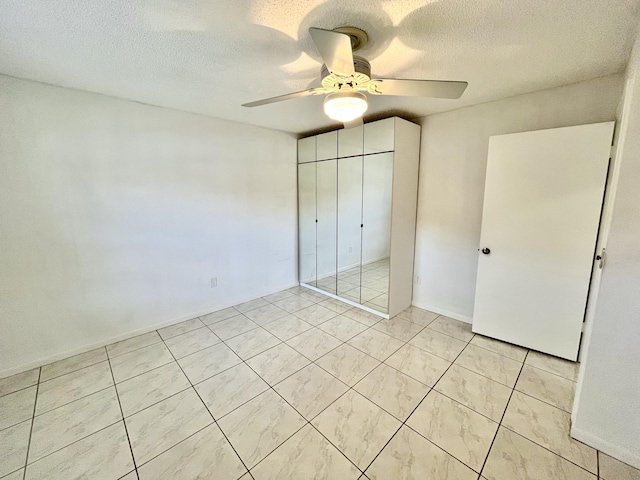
[323,92,368,122]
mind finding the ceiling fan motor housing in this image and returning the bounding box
[321,56,371,92]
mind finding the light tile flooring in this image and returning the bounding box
[1,287,639,480]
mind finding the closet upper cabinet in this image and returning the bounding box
[364,118,395,154]
[316,131,338,160]
[297,136,315,163]
[338,125,364,157]
[297,117,421,318]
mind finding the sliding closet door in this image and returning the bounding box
[361,153,393,312]
[316,160,338,295]
[298,163,317,286]
[337,156,363,302]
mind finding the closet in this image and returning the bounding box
[297,117,421,318]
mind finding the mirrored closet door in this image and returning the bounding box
[316,159,337,295]
[297,117,420,318]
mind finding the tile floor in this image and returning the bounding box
[1,287,639,479]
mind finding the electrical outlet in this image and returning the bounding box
[415,275,421,285]
[349,246,353,253]
[210,277,218,288]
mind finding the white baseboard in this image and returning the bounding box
[0,281,299,379]
[571,426,640,470]
[410,301,473,324]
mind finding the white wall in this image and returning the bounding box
[0,75,298,377]
[412,74,624,321]
[571,31,640,469]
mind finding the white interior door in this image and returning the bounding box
[473,122,614,360]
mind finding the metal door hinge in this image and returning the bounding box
[595,248,606,269]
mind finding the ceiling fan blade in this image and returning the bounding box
[309,27,355,76]
[242,88,326,107]
[343,117,363,129]
[370,79,468,99]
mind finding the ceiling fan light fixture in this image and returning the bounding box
[323,91,368,122]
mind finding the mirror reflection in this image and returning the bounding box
[337,156,363,303]
[316,159,337,295]
[360,152,393,313]
[298,163,317,286]
[298,119,395,314]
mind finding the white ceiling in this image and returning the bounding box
[1,0,639,134]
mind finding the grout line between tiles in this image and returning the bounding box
[477,349,529,477]
[359,326,479,475]
[498,424,598,476]
[21,367,41,480]
[38,351,108,384]
[106,352,138,476]
[154,329,256,478]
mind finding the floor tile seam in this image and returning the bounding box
[160,325,217,347]
[240,422,311,473]
[259,312,315,330]
[31,383,116,419]
[1,466,24,480]
[425,324,476,344]
[400,420,486,474]
[466,339,529,363]
[291,311,341,326]
[477,350,529,477]
[344,331,411,365]
[523,359,579,382]
[519,361,579,383]
[119,385,194,420]
[39,349,108,383]
[106,337,164,360]
[130,421,218,473]
[512,385,574,414]
[22,418,124,470]
[351,379,432,424]
[360,330,479,475]
[157,320,207,341]
[451,356,523,390]
[217,333,336,474]
[498,423,599,476]
[239,371,366,477]
[107,352,138,473]
[0,381,39,400]
[116,469,137,480]
[152,334,256,477]
[446,361,520,389]
[20,367,40,480]
[318,339,437,391]
[205,317,262,341]
[0,398,37,433]
[188,359,245,388]
[379,358,442,389]
[198,312,244,327]
[405,337,467,363]
[427,386,504,425]
[371,322,427,343]
[245,356,314,389]
[112,357,177,385]
[35,360,113,396]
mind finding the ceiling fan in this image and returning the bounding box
[242,27,468,127]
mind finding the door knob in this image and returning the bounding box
[482,247,491,255]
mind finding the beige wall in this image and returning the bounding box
[572,31,640,469]
[412,74,624,321]
[0,75,298,376]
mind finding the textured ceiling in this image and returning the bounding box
[1,0,639,134]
